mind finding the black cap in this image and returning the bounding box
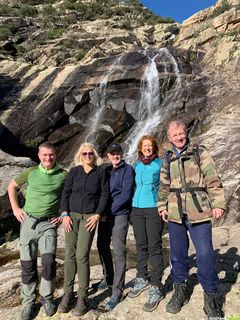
[107,143,123,154]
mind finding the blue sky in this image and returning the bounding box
[139,0,217,23]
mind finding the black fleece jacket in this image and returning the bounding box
[60,165,109,216]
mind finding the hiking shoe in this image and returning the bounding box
[41,298,56,317]
[72,297,88,317]
[203,292,225,319]
[58,291,74,313]
[98,278,113,291]
[105,296,122,311]
[21,304,36,320]
[166,282,190,314]
[143,285,165,312]
[128,278,149,298]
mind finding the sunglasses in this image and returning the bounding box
[82,152,94,157]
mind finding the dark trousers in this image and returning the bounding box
[97,215,129,298]
[168,218,219,294]
[131,207,164,287]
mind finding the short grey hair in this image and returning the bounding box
[38,142,56,152]
[167,119,187,137]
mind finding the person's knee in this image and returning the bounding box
[41,253,56,281]
[21,259,38,284]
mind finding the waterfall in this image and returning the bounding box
[85,54,125,142]
[124,48,181,164]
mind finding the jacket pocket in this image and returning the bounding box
[167,193,181,221]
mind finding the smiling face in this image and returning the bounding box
[141,139,154,158]
[168,123,187,150]
[81,146,95,166]
[107,151,123,168]
[38,146,56,170]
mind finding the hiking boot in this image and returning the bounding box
[41,298,56,317]
[203,292,225,319]
[105,295,123,311]
[98,278,113,291]
[21,304,36,320]
[143,285,165,312]
[128,278,149,298]
[166,282,190,314]
[58,291,74,313]
[72,297,88,317]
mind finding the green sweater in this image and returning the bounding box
[14,164,67,218]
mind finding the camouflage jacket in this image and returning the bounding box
[158,142,226,224]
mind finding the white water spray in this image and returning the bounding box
[124,48,181,164]
[85,54,125,142]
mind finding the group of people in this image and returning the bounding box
[7,119,226,320]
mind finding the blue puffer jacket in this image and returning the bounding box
[106,160,135,216]
[132,157,162,208]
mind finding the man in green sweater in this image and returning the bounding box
[8,142,67,320]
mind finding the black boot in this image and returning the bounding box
[58,291,74,313]
[166,282,190,314]
[203,292,224,319]
[72,297,88,316]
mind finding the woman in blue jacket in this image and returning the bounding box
[128,135,165,312]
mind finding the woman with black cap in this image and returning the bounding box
[97,143,135,311]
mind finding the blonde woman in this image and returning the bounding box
[58,143,109,316]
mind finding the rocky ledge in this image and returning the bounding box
[0,224,239,320]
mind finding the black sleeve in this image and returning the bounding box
[60,167,75,212]
[95,167,110,216]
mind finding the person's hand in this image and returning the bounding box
[62,216,73,232]
[13,208,26,222]
[212,208,224,219]
[158,209,168,222]
[51,216,62,225]
[85,214,100,232]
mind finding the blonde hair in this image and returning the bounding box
[74,142,102,166]
[137,135,159,158]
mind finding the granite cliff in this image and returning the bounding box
[0,0,239,318]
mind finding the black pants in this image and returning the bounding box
[131,207,164,287]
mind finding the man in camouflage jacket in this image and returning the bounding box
[158,119,226,319]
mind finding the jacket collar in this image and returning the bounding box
[164,139,196,155]
[110,160,125,171]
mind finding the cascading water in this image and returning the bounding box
[124,48,181,164]
[85,54,125,142]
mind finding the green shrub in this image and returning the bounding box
[21,0,56,4]
[20,4,38,17]
[212,0,231,17]
[0,4,20,16]
[0,26,13,40]
[42,4,57,16]
[119,19,132,30]
[47,28,66,40]
[75,50,87,61]
[60,38,77,50]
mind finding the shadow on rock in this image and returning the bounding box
[215,247,240,295]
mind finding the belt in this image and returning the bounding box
[27,214,53,230]
[170,187,206,193]
[170,187,207,216]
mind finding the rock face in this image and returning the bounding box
[0,150,36,242]
[0,1,239,225]
[0,1,240,320]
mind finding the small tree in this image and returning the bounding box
[212,0,231,17]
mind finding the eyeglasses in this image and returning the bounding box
[82,152,94,157]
